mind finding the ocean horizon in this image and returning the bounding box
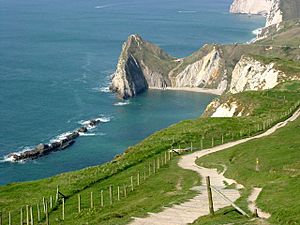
[0,0,265,185]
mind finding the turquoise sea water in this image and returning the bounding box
[0,0,265,185]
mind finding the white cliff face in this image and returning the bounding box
[203,98,249,118]
[211,102,239,117]
[230,0,283,27]
[229,56,284,94]
[230,0,273,15]
[266,0,283,26]
[174,48,228,93]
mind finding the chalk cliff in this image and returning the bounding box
[230,0,300,27]
[202,97,251,118]
[110,19,300,99]
[173,47,228,92]
[110,34,175,98]
[230,0,273,16]
[229,55,284,94]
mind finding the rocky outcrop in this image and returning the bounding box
[202,98,250,118]
[173,47,228,92]
[110,39,232,99]
[229,55,285,94]
[9,119,100,161]
[110,28,300,99]
[230,0,273,16]
[266,0,283,26]
[110,34,174,99]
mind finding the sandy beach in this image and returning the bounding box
[149,87,223,95]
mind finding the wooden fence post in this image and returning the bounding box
[256,158,260,172]
[100,190,104,207]
[168,151,171,161]
[164,151,167,164]
[26,205,29,225]
[123,185,127,198]
[206,176,214,215]
[109,186,113,205]
[221,135,224,144]
[8,212,11,225]
[45,201,49,225]
[90,192,94,209]
[254,208,258,217]
[42,197,46,214]
[148,163,151,176]
[137,172,140,186]
[37,204,40,222]
[211,137,214,147]
[20,208,23,225]
[157,158,160,170]
[50,196,53,209]
[130,176,134,191]
[117,186,120,201]
[62,198,65,221]
[153,160,156,173]
[55,185,59,203]
[191,142,193,152]
[30,206,33,225]
[78,194,81,213]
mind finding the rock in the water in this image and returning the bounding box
[110,34,174,99]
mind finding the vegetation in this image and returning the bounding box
[251,55,300,76]
[196,110,300,224]
[0,81,299,224]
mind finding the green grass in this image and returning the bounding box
[0,82,299,224]
[195,115,300,225]
[250,55,300,76]
[0,157,200,225]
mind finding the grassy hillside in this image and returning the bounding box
[195,114,300,225]
[1,81,299,224]
[257,19,300,48]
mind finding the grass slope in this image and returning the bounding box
[0,82,299,224]
[195,111,300,224]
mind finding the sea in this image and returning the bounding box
[0,0,265,185]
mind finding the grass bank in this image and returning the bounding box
[195,112,300,224]
[0,82,299,224]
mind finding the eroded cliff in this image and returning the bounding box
[110,34,175,98]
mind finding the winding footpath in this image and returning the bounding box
[129,108,300,225]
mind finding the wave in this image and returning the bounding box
[78,116,111,130]
[252,27,263,36]
[178,10,197,13]
[91,86,111,93]
[95,4,113,9]
[1,147,32,163]
[4,115,111,162]
[79,132,106,137]
[100,86,110,93]
[114,101,130,106]
[79,132,96,136]
[50,132,73,143]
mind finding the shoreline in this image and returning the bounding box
[149,87,223,96]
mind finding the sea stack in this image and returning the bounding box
[110,34,174,99]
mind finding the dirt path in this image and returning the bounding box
[129,108,300,225]
[248,188,271,219]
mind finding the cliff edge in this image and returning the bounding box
[230,0,300,27]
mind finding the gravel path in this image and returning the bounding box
[129,108,300,225]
